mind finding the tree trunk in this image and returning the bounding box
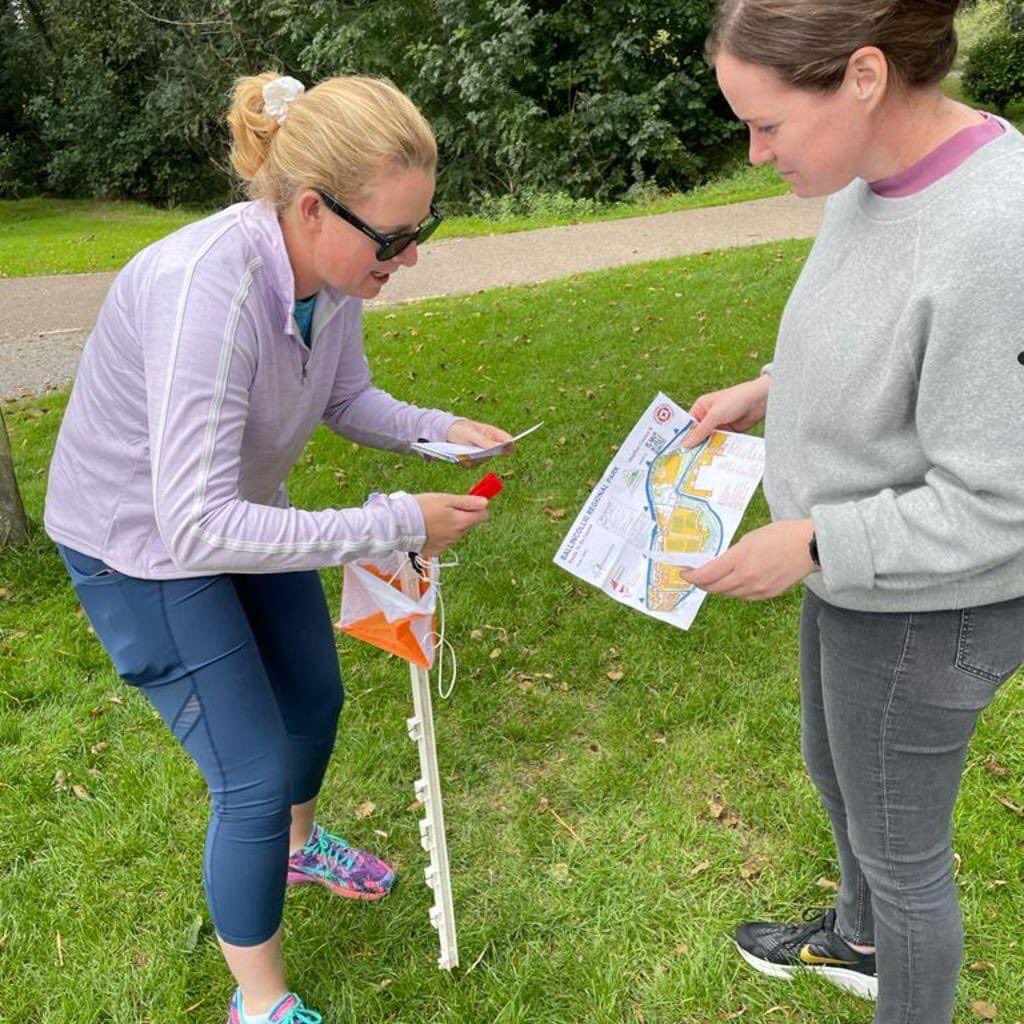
[0,408,30,548]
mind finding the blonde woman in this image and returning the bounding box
[680,2,1024,1022]
[45,73,509,1023]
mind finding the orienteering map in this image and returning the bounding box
[554,393,765,630]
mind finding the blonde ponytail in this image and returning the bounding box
[227,71,286,184]
[226,71,437,211]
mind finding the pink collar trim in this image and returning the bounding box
[870,113,1005,198]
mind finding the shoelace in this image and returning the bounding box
[281,1007,322,1024]
[780,908,833,951]
[307,828,358,872]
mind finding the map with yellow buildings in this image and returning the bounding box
[645,435,727,613]
[555,393,765,631]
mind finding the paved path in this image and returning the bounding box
[0,192,823,401]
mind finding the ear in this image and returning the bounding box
[294,189,325,234]
[845,46,888,108]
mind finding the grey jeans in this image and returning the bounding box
[800,589,1024,1024]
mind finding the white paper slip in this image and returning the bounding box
[554,393,764,631]
[412,422,543,464]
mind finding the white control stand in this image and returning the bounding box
[402,562,459,971]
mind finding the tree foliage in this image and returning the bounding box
[963,20,1024,112]
[0,0,738,206]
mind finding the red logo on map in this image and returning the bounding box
[654,405,672,424]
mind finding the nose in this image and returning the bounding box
[748,130,773,167]
[395,241,418,269]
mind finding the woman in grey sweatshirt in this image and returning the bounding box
[681,2,1024,1022]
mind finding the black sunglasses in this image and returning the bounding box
[315,189,443,261]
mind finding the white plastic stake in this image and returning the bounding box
[402,560,459,971]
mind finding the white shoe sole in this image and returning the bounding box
[735,943,878,1001]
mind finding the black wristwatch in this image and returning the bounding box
[809,532,821,568]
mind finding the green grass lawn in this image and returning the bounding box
[0,164,785,279]
[2,243,1022,1024]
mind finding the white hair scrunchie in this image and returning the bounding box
[262,76,305,125]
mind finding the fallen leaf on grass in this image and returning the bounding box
[606,670,624,682]
[721,1006,747,1021]
[72,784,91,801]
[971,1000,997,1020]
[355,801,376,819]
[674,942,690,957]
[543,506,567,522]
[690,860,710,876]
[740,859,764,880]
[407,800,423,814]
[969,961,995,973]
[0,588,12,600]
[708,796,742,828]
[90,742,109,755]
[52,770,68,793]
[470,629,484,640]
[984,756,1011,778]
[489,647,502,660]
[816,876,839,892]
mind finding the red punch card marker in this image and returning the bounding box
[469,472,503,499]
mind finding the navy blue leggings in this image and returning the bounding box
[59,545,344,946]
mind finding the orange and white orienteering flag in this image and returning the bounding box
[337,551,436,669]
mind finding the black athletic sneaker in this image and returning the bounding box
[735,908,877,1000]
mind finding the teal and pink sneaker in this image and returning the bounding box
[227,989,322,1023]
[287,823,396,901]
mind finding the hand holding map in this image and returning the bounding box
[554,394,765,630]
[413,422,543,465]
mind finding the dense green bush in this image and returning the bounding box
[963,29,1024,111]
[303,0,738,204]
[5,0,307,205]
[1,0,739,206]
[955,0,1009,58]
[0,2,50,197]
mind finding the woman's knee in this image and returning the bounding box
[208,742,292,838]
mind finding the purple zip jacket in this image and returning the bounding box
[45,200,456,578]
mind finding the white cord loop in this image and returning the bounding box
[412,552,460,700]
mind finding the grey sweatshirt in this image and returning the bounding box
[764,124,1024,612]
